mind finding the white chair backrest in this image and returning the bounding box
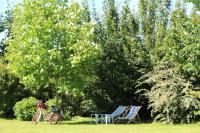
[111,106,126,117]
[125,106,140,119]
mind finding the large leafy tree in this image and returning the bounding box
[6,0,100,94]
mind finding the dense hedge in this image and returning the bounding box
[13,97,37,121]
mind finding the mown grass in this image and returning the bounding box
[1,117,200,133]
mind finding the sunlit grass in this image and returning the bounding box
[0,117,200,133]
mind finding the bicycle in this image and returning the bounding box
[32,101,63,124]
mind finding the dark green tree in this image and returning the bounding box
[87,0,122,112]
[152,0,172,63]
[139,0,157,49]
[0,58,31,117]
[163,1,200,79]
[86,0,151,115]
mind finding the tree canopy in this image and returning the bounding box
[6,0,100,93]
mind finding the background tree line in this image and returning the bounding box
[0,0,199,123]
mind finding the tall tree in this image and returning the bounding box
[119,1,152,119]
[180,6,200,79]
[6,0,100,96]
[163,1,200,79]
[88,0,122,112]
[81,0,91,22]
[119,0,138,52]
[139,0,157,49]
[152,0,172,63]
[87,0,151,115]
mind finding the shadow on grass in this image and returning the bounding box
[60,120,92,125]
[59,120,153,125]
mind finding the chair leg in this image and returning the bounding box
[127,119,132,124]
[90,115,93,124]
[137,114,141,123]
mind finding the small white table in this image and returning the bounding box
[91,114,111,124]
[103,114,111,124]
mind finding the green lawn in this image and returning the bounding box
[1,117,200,133]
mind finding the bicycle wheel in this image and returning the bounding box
[48,113,62,124]
[32,110,41,124]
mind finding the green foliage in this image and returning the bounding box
[13,97,37,121]
[159,2,200,78]
[139,0,157,49]
[80,1,150,119]
[152,0,171,63]
[179,7,200,78]
[46,90,96,117]
[80,99,97,116]
[185,0,200,10]
[62,110,72,121]
[142,61,200,124]
[1,0,199,123]
[86,0,151,115]
[0,10,13,56]
[33,84,56,102]
[46,98,61,112]
[6,0,100,93]
[46,98,72,120]
[0,58,31,117]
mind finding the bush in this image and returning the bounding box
[13,97,37,121]
[141,62,200,124]
[62,110,72,120]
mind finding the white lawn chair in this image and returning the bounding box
[101,106,127,124]
[91,105,127,124]
[114,106,141,124]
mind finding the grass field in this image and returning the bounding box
[1,117,200,133]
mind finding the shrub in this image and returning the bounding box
[13,97,37,121]
[62,110,72,120]
[141,61,200,124]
